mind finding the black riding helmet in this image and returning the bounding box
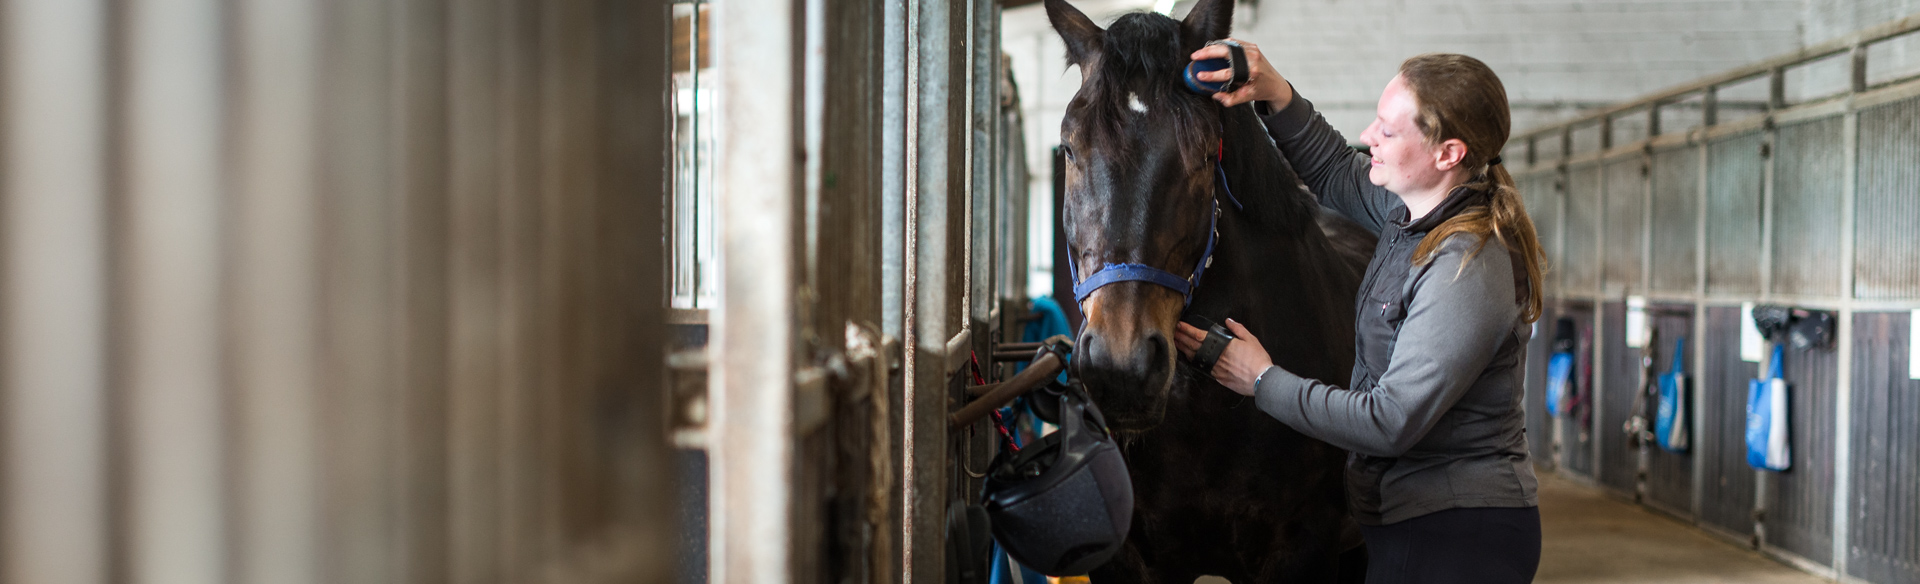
[981,384,1134,577]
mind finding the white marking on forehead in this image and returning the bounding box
[1128,92,1148,114]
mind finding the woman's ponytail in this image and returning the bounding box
[1399,54,1549,323]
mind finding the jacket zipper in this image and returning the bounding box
[1370,229,1403,316]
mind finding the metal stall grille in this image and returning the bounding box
[1767,345,1840,566]
[1521,172,1560,467]
[1645,306,1697,517]
[1556,303,1598,478]
[1705,133,1765,296]
[1526,303,1557,467]
[1847,312,1920,584]
[1855,99,1920,300]
[1564,165,1604,293]
[1524,173,1563,294]
[0,0,679,582]
[1700,306,1760,539]
[1602,159,1646,295]
[708,0,1026,580]
[1599,302,1637,492]
[1770,118,1847,298]
[1649,148,1701,296]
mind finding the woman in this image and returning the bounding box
[1175,48,1547,583]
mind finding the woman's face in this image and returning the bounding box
[1359,74,1449,196]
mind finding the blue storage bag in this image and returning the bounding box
[1745,345,1790,471]
[1654,337,1688,452]
[1545,351,1574,417]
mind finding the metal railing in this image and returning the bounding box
[1511,12,1920,170]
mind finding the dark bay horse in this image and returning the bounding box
[1045,0,1374,581]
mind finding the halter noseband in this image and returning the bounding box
[1068,142,1243,310]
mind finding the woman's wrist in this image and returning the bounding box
[1259,79,1294,113]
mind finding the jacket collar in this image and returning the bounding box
[1394,186,1489,233]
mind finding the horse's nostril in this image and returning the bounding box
[1146,333,1168,366]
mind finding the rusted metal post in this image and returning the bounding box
[122,0,228,580]
[711,0,802,579]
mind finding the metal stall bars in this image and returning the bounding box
[1509,14,1920,583]
[709,0,1025,582]
[0,0,676,583]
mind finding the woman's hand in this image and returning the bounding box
[1175,318,1275,397]
[1189,39,1292,110]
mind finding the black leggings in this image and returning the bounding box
[1358,506,1541,584]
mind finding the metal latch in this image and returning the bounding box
[666,349,710,449]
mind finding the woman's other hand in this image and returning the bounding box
[1174,318,1275,397]
[1189,40,1292,110]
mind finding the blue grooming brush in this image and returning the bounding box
[1184,58,1232,94]
[1183,40,1248,95]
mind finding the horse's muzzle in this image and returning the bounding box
[1076,326,1175,430]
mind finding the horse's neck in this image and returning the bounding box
[1192,125,1346,324]
[1188,208,1319,319]
[1217,107,1319,232]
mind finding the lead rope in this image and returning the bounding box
[958,351,1015,479]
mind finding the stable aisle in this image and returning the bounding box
[1536,470,1824,583]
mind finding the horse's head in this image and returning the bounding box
[1049,0,1234,431]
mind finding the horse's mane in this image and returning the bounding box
[1081,12,1321,232]
[1217,104,1323,233]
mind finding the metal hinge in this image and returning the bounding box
[667,349,710,449]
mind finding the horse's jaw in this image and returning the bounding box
[1103,409,1169,435]
[1094,372,1203,434]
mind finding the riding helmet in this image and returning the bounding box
[981,385,1134,577]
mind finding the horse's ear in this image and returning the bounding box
[1180,0,1233,52]
[1045,0,1103,69]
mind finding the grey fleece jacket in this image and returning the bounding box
[1252,91,1539,526]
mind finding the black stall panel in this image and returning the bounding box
[1645,305,1696,517]
[1525,304,1556,467]
[1848,312,1920,584]
[1699,306,1758,539]
[1556,301,1598,479]
[1600,302,1638,493]
[1765,341,1838,567]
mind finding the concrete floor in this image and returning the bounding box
[1190,469,1825,584]
[1534,470,1824,583]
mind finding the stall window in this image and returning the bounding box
[670,1,715,315]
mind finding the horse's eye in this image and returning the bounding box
[1061,144,1074,160]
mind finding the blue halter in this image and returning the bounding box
[1069,148,1243,309]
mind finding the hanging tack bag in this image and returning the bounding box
[1655,337,1688,452]
[1546,352,1573,417]
[1745,344,1790,471]
[1544,317,1578,417]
